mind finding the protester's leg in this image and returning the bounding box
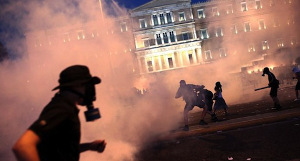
[201,106,208,120]
[198,106,208,125]
[183,108,189,126]
[295,81,300,100]
[183,103,193,130]
[270,87,281,109]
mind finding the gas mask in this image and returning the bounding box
[66,83,101,122]
[81,83,101,122]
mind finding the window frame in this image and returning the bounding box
[179,12,186,21]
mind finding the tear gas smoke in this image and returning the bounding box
[0,0,182,160]
[0,0,299,161]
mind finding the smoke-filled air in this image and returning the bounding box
[0,0,299,161]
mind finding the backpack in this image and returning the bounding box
[205,89,213,100]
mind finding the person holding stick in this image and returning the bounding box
[262,67,282,110]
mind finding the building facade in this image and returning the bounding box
[25,0,300,77]
[130,0,299,75]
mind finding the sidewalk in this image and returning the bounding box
[159,105,300,141]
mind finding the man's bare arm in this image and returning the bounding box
[12,130,40,161]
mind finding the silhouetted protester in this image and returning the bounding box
[262,67,282,110]
[198,87,218,122]
[212,81,229,116]
[12,65,107,161]
[175,80,216,131]
[292,67,300,101]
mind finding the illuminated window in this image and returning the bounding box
[139,19,146,29]
[63,33,71,42]
[231,24,238,34]
[143,38,150,47]
[153,15,159,26]
[248,44,255,52]
[287,17,295,25]
[284,0,293,4]
[77,31,85,40]
[212,7,220,17]
[244,22,251,32]
[163,33,169,43]
[262,40,270,50]
[216,27,223,37]
[170,31,176,42]
[188,53,193,64]
[166,12,173,23]
[200,29,209,39]
[277,39,284,47]
[156,34,162,45]
[179,12,185,21]
[256,0,262,9]
[147,59,153,72]
[35,39,42,47]
[219,48,227,57]
[259,19,266,30]
[168,57,174,68]
[205,50,213,60]
[226,5,233,14]
[121,23,127,32]
[160,14,165,25]
[197,9,205,19]
[241,2,248,11]
[290,37,297,45]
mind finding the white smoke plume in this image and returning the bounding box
[0,0,181,160]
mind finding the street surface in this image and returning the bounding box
[136,86,300,161]
[137,118,300,161]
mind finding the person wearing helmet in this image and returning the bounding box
[292,67,300,101]
[262,67,282,110]
[12,65,107,161]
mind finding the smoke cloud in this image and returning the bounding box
[0,0,182,160]
[0,0,299,161]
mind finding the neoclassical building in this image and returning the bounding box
[25,0,299,77]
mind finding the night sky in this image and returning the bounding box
[0,0,206,56]
[115,0,206,9]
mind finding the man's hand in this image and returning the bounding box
[89,140,107,153]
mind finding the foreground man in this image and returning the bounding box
[12,65,106,161]
[262,67,282,110]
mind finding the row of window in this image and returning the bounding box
[204,37,298,61]
[196,0,294,19]
[142,31,194,48]
[137,0,295,29]
[199,18,294,39]
[248,38,298,52]
[139,11,188,29]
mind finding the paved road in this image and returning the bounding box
[136,86,300,161]
[137,117,300,161]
